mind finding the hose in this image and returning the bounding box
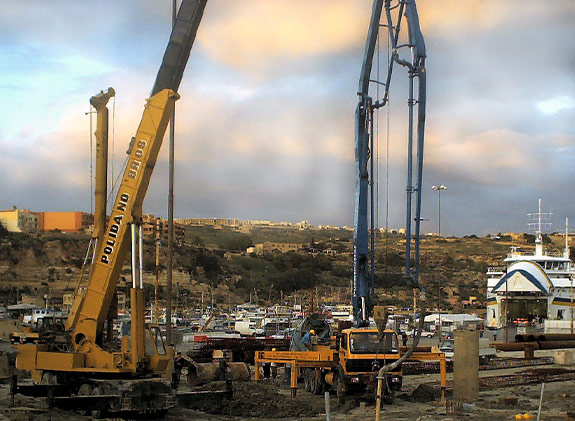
[375,293,426,418]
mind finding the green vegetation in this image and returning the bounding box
[0,225,571,311]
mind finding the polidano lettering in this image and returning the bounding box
[101,193,130,264]
[128,140,147,179]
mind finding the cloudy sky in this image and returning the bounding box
[1,0,573,236]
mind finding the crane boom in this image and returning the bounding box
[66,0,206,347]
[353,0,426,326]
[353,0,384,327]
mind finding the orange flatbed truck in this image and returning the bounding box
[255,328,446,402]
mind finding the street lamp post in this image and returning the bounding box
[432,185,447,237]
[432,185,446,342]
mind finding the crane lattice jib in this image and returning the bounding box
[66,0,206,346]
[353,0,426,326]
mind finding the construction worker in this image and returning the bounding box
[301,329,316,349]
[270,348,278,379]
[401,331,408,347]
[172,351,184,389]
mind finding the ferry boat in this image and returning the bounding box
[486,209,575,334]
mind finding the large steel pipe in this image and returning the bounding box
[537,340,575,350]
[493,342,539,352]
[187,362,250,386]
[537,334,575,342]
[515,334,575,342]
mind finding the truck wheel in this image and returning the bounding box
[334,373,346,404]
[90,386,102,418]
[312,377,324,395]
[282,366,291,385]
[304,369,314,393]
[40,372,58,385]
[76,384,92,416]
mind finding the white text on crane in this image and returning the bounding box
[101,193,130,265]
[128,139,147,179]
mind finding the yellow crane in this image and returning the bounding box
[16,1,206,416]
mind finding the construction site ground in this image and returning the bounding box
[1,341,575,420]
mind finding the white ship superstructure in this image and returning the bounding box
[487,204,574,333]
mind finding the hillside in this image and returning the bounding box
[0,224,572,313]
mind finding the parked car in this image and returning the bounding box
[406,329,435,338]
[439,339,457,361]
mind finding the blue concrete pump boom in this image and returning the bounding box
[353,0,427,327]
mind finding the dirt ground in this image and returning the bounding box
[162,366,575,421]
[1,345,575,421]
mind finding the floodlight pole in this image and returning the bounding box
[432,185,447,237]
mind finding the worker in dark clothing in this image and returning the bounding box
[270,349,278,379]
[401,331,408,347]
[172,351,184,389]
[217,358,228,381]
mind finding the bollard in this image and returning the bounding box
[325,391,331,421]
[524,343,535,359]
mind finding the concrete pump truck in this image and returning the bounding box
[255,0,439,404]
[15,1,206,416]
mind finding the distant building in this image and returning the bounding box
[177,218,239,228]
[62,292,74,313]
[36,211,93,233]
[296,220,311,230]
[142,214,185,241]
[0,207,39,233]
[243,220,312,229]
[20,293,46,308]
[254,242,303,255]
[317,225,339,230]
[245,220,272,227]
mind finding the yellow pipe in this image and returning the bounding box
[89,87,115,250]
[440,353,446,400]
[375,376,383,421]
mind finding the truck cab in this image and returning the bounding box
[332,328,402,403]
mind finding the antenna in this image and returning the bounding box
[527,198,553,236]
[566,217,570,259]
